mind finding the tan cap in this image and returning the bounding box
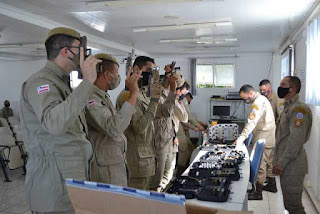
[95,53,119,66]
[185,79,191,87]
[45,27,80,43]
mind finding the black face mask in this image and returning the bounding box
[138,72,152,88]
[4,104,10,108]
[277,87,290,98]
[179,94,186,101]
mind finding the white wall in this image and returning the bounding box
[0,59,46,118]
[290,26,320,205]
[155,54,277,137]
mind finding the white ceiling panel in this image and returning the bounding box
[0,0,318,57]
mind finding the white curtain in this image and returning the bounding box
[306,15,320,105]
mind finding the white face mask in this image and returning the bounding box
[108,72,121,90]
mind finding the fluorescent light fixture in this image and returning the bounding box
[72,11,108,33]
[160,37,237,44]
[86,0,208,7]
[184,46,239,52]
[133,21,232,32]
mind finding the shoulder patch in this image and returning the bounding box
[37,84,50,94]
[249,112,256,120]
[251,104,259,110]
[87,99,95,108]
[293,107,308,114]
[278,101,284,107]
[296,112,304,119]
[121,91,130,103]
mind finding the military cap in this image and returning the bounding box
[94,53,119,66]
[45,27,80,43]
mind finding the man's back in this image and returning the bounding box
[20,61,94,212]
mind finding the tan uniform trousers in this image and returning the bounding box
[160,143,177,189]
[280,175,306,214]
[150,140,173,190]
[250,143,275,184]
[91,159,128,187]
[128,177,150,190]
[178,134,195,167]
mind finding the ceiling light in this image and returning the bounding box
[133,21,232,32]
[159,37,237,43]
[86,0,207,8]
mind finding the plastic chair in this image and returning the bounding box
[244,133,253,148]
[8,117,19,123]
[12,125,21,134]
[0,135,25,182]
[9,120,20,127]
[0,118,10,128]
[248,139,265,192]
[0,127,13,136]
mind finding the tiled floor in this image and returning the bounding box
[248,177,319,214]
[0,169,30,214]
[0,170,318,213]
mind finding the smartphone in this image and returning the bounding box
[78,36,91,79]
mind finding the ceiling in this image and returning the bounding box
[0,0,318,60]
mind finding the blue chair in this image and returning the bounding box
[244,133,253,148]
[248,139,265,192]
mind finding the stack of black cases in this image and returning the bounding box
[166,145,245,202]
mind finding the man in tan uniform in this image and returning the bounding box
[259,79,284,121]
[175,81,203,176]
[150,72,180,191]
[259,79,284,192]
[0,100,13,120]
[86,54,141,186]
[233,84,276,200]
[116,56,162,190]
[273,76,312,214]
[20,27,101,213]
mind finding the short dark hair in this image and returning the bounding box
[186,93,193,99]
[100,60,118,75]
[133,56,154,69]
[45,34,78,60]
[239,84,255,93]
[259,79,271,86]
[285,76,301,93]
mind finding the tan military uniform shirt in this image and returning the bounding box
[237,92,276,148]
[85,85,136,185]
[20,61,95,212]
[181,98,201,130]
[274,95,312,175]
[268,92,284,122]
[153,88,178,152]
[0,107,13,120]
[116,87,159,178]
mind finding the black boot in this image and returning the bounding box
[263,177,278,193]
[248,182,263,200]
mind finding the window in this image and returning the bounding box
[70,71,83,89]
[214,64,235,88]
[196,63,235,88]
[281,45,294,79]
[196,64,213,88]
[306,15,320,105]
